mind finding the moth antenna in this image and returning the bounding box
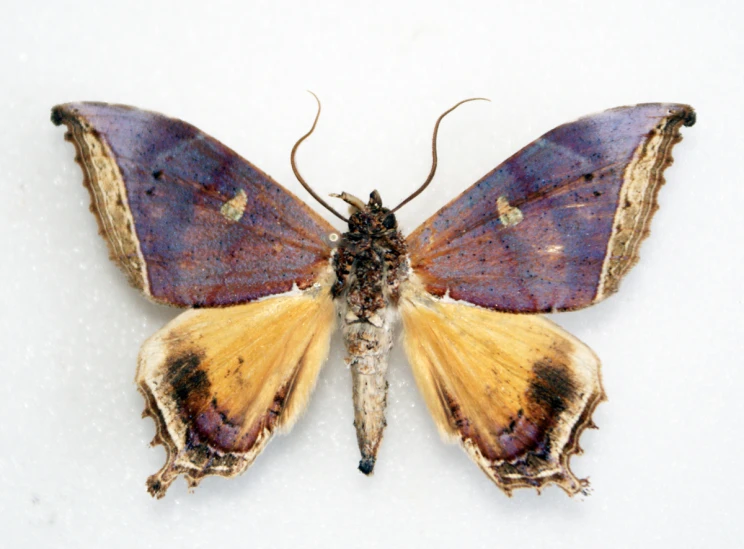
[392,97,490,213]
[291,91,349,222]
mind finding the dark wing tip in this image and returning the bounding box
[665,103,696,127]
[682,107,696,127]
[51,102,135,126]
[50,105,66,126]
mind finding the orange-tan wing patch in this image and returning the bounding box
[399,277,605,495]
[137,273,335,498]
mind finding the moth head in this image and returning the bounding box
[334,190,398,236]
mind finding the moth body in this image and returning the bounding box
[332,190,408,474]
[51,100,696,498]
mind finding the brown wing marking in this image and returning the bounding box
[137,271,335,498]
[399,276,605,495]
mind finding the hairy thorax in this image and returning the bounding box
[331,191,408,474]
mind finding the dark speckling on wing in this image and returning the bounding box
[407,103,695,313]
[52,102,337,308]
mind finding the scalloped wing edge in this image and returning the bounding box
[595,104,695,302]
[464,380,606,497]
[51,104,153,299]
[136,275,336,498]
[139,377,268,498]
[400,276,607,496]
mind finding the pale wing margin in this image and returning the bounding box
[399,276,605,495]
[137,273,336,498]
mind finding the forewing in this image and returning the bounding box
[407,103,695,312]
[52,102,337,307]
[137,272,335,498]
[399,277,605,495]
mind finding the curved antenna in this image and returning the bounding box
[391,97,490,213]
[291,91,348,222]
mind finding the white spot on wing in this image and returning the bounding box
[544,244,564,254]
[497,196,524,227]
[220,189,248,222]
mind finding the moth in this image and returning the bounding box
[51,98,695,498]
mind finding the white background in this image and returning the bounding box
[2,1,742,548]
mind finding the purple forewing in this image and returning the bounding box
[53,102,336,307]
[407,103,695,312]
